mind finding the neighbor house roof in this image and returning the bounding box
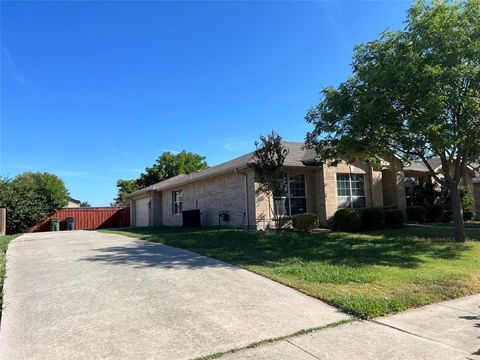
[126,142,317,198]
[404,158,477,174]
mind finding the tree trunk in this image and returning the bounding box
[450,184,466,242]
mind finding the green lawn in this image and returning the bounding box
[1,235,17,311]
[104,226,480,319]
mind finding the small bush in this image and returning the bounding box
[360,208,385,230]
[406,206,427,223]
[333,209,362,232]
[442,210,453,223]
[463,211,474,221]
[384,209,404,227]
[292,213,319,232]
[425,204,444,222]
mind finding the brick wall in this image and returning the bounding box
[161,170,254,228]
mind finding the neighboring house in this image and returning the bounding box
[403,158,477,211]
[126,142,406,229]
[65,198,81,208]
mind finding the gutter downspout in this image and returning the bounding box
[236,169,250,228]
[368,163,374,207]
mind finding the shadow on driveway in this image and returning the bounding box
[79,240,233,270]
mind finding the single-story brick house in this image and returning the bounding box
[126,142,408,229]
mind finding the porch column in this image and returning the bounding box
[393,157,407,211]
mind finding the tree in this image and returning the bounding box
[115,179,141,204]
[306,0,480,242]
[252,130,289,229]
[115,151,208,203]
[79,201,91,208]
[0,172,69,234]
[137,151,208,188]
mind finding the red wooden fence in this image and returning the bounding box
[33,207,130,232]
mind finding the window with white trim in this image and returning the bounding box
[172,190,183,215]
[337,174,366,208]
[273,174,307,217]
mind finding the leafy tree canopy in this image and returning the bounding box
[306,0,480,241]
[0,172,69,234]
[115,151,208,203]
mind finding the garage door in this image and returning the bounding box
[135,197,150,227]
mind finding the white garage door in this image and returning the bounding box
[135,197,150,227]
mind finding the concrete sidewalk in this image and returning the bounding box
[222,294,480,359]
[0,231,348,360]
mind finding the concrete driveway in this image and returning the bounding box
[0,231,348,360]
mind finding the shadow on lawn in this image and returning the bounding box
[97,226,474,270]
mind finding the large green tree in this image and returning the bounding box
[115,151,208,203]
[306,0,480,242]
[0,172,69,234]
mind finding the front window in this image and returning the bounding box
[337,174,366,208]
[172,190,183,215]
[273,174,307,217]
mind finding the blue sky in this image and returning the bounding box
[1,1,410,206]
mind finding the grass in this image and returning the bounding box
[0,235,18,311]
[104,226,480,319]
[430,221,480,229]
[194,319,351,360]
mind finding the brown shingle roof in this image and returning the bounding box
[127,142,317,198]
[405,158,478,174]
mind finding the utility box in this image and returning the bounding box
[182,209,201,228]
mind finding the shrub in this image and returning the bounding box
[0,173,69,234]
[425,204,444,222]
[332,209,362,232]
[292,213,319,232]
[442,210,453,223]
[463,211,474,221]
[384,209,404,227]
[460,186,474,211]
[360,208,385,230]
[406,206,427,223]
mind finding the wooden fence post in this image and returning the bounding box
[0,208,6,236]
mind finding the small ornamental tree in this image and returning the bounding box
[306,0,480,242]
[252,130,289,228]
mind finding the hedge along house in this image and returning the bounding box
[403,158,478,210]
[126,142,407,229]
